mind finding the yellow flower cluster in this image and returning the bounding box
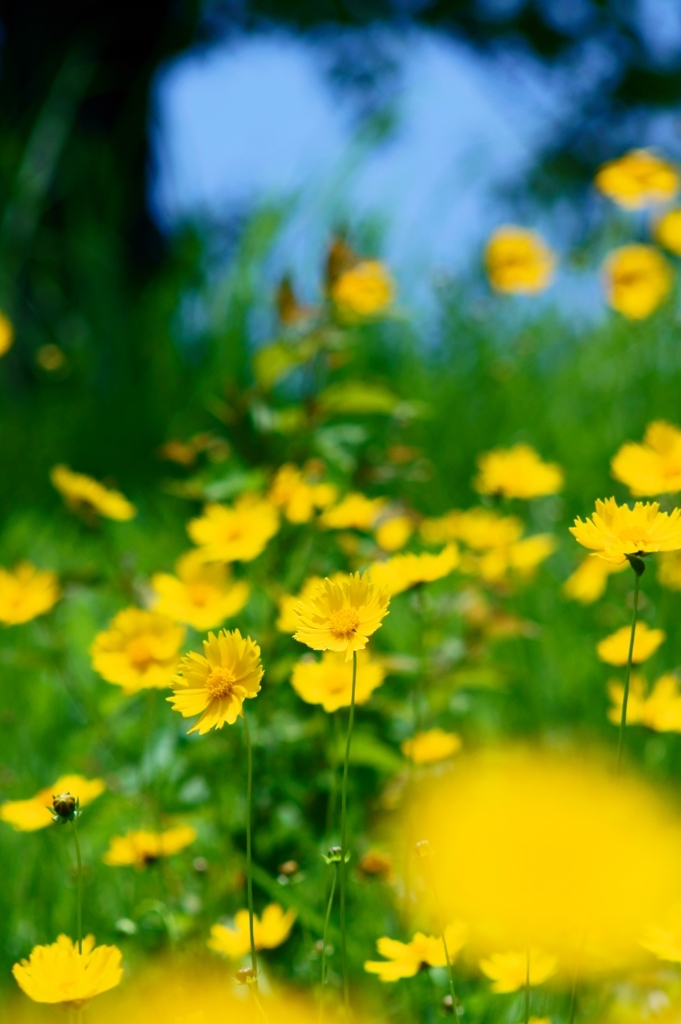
[595,149,680,209]
[320,492,387,531]
[269,463,337,523]
[208,902,297,959]
[0,774,105,832]
[0,562,60,625]
[103,825,197,868]
[51,464,136,521]
[608,673,681,732]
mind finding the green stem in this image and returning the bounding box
[319,863,338,1024]
[71,819,83,954]
[243,711,258,982]
[616,570,641,775]
[251,986,271,1024]
[525,948,530,1024]
[339,650,358,1018]
[426,858,460,1016]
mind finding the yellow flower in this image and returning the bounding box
[319,492,387,531]
[642,902,681,963]
[485,227,555,294]
[474,445,563,499]
[90,608,185,695]
[656,207,681,255]
[293,572,390,661]
[611,421,681,496]
[50,464,136,521]
[570,497,681,564]
[607,673,681,732]
[0,311,14,356]
[208,903,297,959]
[168,628,262,734]
[12,935,122,1006]
[595,149,680,209]
[364,924,467,982]
[187,494,279,562]
[563,556,629,604]
[269,464,337,523]
[375,514,413,552]
[475,535,556,583]
[0,775,105,832]
[603,245,672,319]
[422,508,523,550]
[103,825,197,868]
[597,622,665,666]
[369,545,459,596]
[331,260,395,318]
[658,550,681,590]
[291,649,385,712]
[401,729,462,764]
[151,551,249,631]
[479,948,557,993]
[0,562,60,625]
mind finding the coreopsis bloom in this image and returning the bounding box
[611,421,681,496]
[293,572,390,660]
[655,207,681,255]
[269,464,336,523]
[597,622,665,666]
[369,545,459,596]
[0,774,105,832]
[150,551,249,631]
[563,556,628,604]
[595,149,679,209]
[168,628,263,734]
[103,825,197,868]
[208,903,297,959]
[319,492,387,531]
[658,550,681,590]
[401,729,462,764]
[0,563,60,625]
[570,497,681,564]
[608,673,681,732]
[375,514,413,552]
[479,948,557,993]
[90,608,185,694]
[12,935,122,1006]
[290,649,385,712]
[485,227,555,294]
[187,494,279,562]
[364,924,467,982]
[603,245,672,319]
[0,311,14,356]
[474,445,563,499]
[331,260,395,319]
[50,465,136,521]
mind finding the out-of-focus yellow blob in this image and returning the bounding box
[331,260,395,319]
[595,149,679,209]
[655,207,681,255]
[596,622,665,666]
[603,245,672,319]
[375,514,413,552]
[611,421,681,497]
[0,312,14,356]
[485,227,555,294]
[562,556,628,604]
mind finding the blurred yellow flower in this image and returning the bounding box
[168,628,262,734]
[269,464,337,523]
[375,514,413,552]
[570,497,681,564]
[293,571,390,661]
[51,464,136,521]
[369,544,459,596]
[655,207,681,255]
[291,649,385,712]
[319,492,387,531]
[36,344,65,371]
[0,562,60,625]
[364,923,467,982]
[331,260,395,318]
[603,245,672,319]
[12,935,122,1005]
[595,149,679,209]
[422,507,523,550]
[563,556,628,604]
[485,227,555,294]
[475,535,556,583]
[358,849,394,880]
[208,903,297,959]
[474,445,563,499]
[401,729,462,764]
[658,549,681,590]
[151,551,249,631]
[641,902,681,963]
[188,494,279,562]
[608,673,681,732]
[0,311,14,356]
[479,948,557,993]
[0,774,105,832]
[90,608,185,694]
[103,825,197,868]
[611,421,681,497]
[597,622,665,666]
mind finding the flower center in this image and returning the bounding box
[206,667,236,699]
[127,636,154,669]
[329,608,360,641]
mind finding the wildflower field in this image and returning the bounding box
[6,147,681,1024]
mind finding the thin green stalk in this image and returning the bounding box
[71,819,83,954]
[425,856,460,1017]
[525,948,530,1024]
[243,711,258,982]
[616,567,641,775]
[319,862,339,1024]
[339,650,358,1017]
[251,986,271,1024]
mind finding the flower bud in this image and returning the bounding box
[51,793,79,823]
[414,839,430,858]
[324,846,343,864]
[234,967,258,986]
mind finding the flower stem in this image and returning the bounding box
[243,711,258,983]
[616,568,641,775]
[425,855,461,1016]
[339,649,358,1017]
[71,818,83,954]
[525,948,530,1024]
[319,862,338,1024]
[251,986,271,1024]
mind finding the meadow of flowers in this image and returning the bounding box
[6,149,681,1024]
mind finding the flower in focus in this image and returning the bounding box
[50,465,136,521]
[319,492,387,531]
[331,260,395,319]
[369,545,459,596]
[0,563,60,625]
[269,464,337,523]
[597,622,665,666]
[364,924,467,982]
[474,445,563,499]
[608,673,681,732]
[12,935,122,1005]
[611,421,681,497]
[603,245,672,319]
[0,775,105,832]
[655,208,681,255]
[479,948,557,993]
[658,550,681,590]
[595,149,679,209]
[293,572,390,660]
[570,497,681,564]
[208,903,297,959]
[151,551,249,631]
[0,311,14,356]
[401,729,462,764]
[168,629,263,734]
[375,514,413,552]
[291,649,385,712]
[563,556,628,604]
[103,825,197,868]
[90,609,185,694]
[187,494,279,562]
[485,227,555,294]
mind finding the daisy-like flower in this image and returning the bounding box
[0,563,60,625]
[608,673,681,733]
[90,608,185,694]
[103,825,197,868]
[479,948,557,993]
[208,903,297,960]
[369,545,459,597]
[319,493,387,531]
[0,775,105,832]
[603,245,672,320]
[268,464,337,523]
[563,556,628,604]
[151,551,249,631]
[364,924,467,982]
[570,498,681,565]
[290,649,385,712]
[401,729,462,764]
[187,494,279,562]
[331,260,395,319]
[474,445,564,499]
[595,149,679,209]
[12,935,122,1006]
[293,572,390,661]
[485,227,555,294]
[374,514,413,552]
[50,465,136,521]
[597,622,665,666]
[168,629,263,735]
[611,421,681,497]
